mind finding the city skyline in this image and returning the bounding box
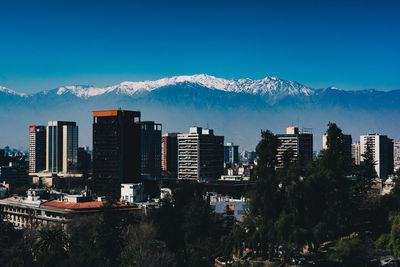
[1,0,399,93]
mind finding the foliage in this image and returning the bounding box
[335,237,362,260]
[153,183,232,266]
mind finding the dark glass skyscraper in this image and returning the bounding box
[162,133,179,178]
[141,121,162,178]
[92,110,141,199]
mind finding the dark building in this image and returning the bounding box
[224,142,239,165]
[276,127,313,166]
[29,125,46,173]
[92,110,141,199]
[141,121,162,178]
[161,133,179,178]
[78,147,91,178]
[0,163,29,191]
[0,149,5,166]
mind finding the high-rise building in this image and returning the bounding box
[393,141,400,172]
[351,141,361,165]
[178,127,224,181]
[224,142,239,165]
[92,110,141,198]
[161,133,179,178]
[276,127,313,166]
[78,147,91,178]
[360,133,394,178]
[46,121,78,173]
[0,149,6,166]
[141,121,162,178]
[29,126,46,173]
[322,133,352,160]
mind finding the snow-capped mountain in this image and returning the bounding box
[0,86,26,97]
[49,74,314,98]
[0,74,399,151]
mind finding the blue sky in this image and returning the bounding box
[0,0,399,93]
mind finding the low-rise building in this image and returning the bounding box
[0,189,140,230]
[30,172,84,188]
[120,183,147,203]
[207,192,248,221]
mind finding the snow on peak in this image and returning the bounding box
[0,86,26,97]
[51,74,314,98]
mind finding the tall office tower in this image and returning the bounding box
[178,127,224,181]
[46,121,78,173]
[360,133,394,178]
[29,126,46,173]
[224,142,239,165]
[92,110,141,198]
[161,133,179,178]
[78,147,91,177]
[322,134,352,160]
[276,127,313,166]
[141,121,162,178]
[351,141,361,165]
[0,149,5,166]
[393,142,400,172]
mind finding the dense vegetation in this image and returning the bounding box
[1,122,400,266]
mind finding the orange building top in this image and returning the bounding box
[93,110,141,117]
[93,110,119,117]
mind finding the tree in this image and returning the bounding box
[121,222,176,267]
[32,227,69,267]
[153,183,230,266]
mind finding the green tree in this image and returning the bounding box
[32,227,69,267]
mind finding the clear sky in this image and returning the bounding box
[1,0,399,93]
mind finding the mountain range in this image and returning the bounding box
[0,74,399,151]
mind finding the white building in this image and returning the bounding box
[352,141,361,165]
[394,142,400,171]
[276,127,313,166]
[360,134,394,178]
[207,192,248,221]
[120,183,146,203]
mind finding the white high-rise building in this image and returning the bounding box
[394,142,400,172]
[29,125,46,173]
[276,127,313,166]
[351,141,361,165]
[178,127,224,181]
[360,133,394,178]
[46,121,78,173]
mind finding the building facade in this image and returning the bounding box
[352,141,361,165]
[29,125,46,173]
[161,133,179,178]
[224,142,239,165]
[276,127,313,166]
[92,110,141,198]
[178,127,224,181]
[141,121,162,178]
[46,121,78,173]
[360,133,394,178]
[393,141,400,172]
